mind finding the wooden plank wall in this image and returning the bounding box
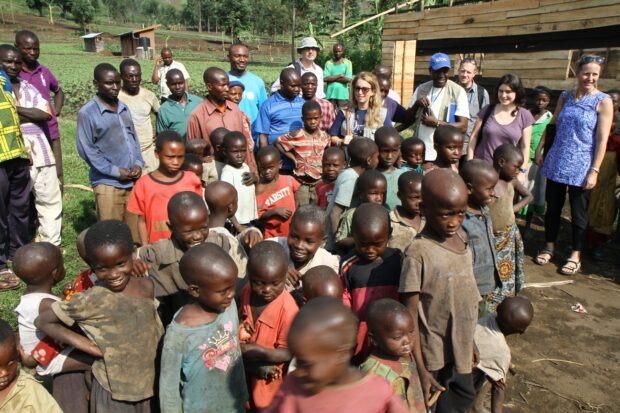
[383,0,620,42]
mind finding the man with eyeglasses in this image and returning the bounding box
[407,53,469,161]
[457,58,489,157]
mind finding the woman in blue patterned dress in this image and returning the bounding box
[536,55,614,275]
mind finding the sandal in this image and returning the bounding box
[560,260,581,276]
[535,249,554,265]
[0,269,21,291]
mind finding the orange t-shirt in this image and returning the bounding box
[256,175,300,238]
[239,284,299,410]
[127,171,203,243]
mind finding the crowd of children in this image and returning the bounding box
[15,31,620,413]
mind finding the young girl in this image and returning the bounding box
[255,146,300,238]
[522,86,553,229]
[328,72,390,143]
[36,220,164,412]
[488,144,533,310]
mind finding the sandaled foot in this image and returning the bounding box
[535,249,553,265]
[560,260,581,275]
[0,269,21,291]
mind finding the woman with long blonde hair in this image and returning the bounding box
[329,71,389,144]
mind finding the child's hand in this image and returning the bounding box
[242,172,258,186]
[285,267,302,289]
[239,321,254,342]
[266,366,283,382]
[241,229,262,249]
[132,258,150,277]
[419,369,445,408]
[18,345,38,368]
[494,378,507,390]
[274,208,292,219]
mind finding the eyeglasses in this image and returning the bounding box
[579,55,605,65]
[354,86,372,94]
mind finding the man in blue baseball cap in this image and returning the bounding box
[406,52,469,161]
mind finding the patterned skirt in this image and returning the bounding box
[490,223,525,311]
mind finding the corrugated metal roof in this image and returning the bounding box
[80,32,103,39]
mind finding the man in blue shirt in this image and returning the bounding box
[227,44,267,126]
[76,63,143,225]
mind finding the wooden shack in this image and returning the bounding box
[382,0,620,104]
[80,32,104,53]
[118,24,161,58]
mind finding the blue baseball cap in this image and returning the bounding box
[229,80,245,90]
[429,53,451,71]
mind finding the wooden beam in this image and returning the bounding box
[331,0,418,38]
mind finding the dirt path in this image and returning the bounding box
[502,229,620,413]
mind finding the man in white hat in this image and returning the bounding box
[270,37,325,99]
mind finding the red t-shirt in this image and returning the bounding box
[316,180,335,210]
[127,171,203,243]
[256,175,300,238]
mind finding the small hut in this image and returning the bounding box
[80,32,104,53]
[117,24,161,58]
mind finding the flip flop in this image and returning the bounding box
[0,269,21,291]
[560,260,581,276]
[535,249,554,265]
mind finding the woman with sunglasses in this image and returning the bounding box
[328,72,390,145]
[536,55,614,275]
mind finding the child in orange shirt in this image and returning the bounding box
[127,131,203,245]
[239,241,299,410]
[255,146,300,238]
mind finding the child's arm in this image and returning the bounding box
[512,179,533,213]
[491,379,507,413]
[402,292,445,407]
[35,307,102,358]
[241,343,291,365]
[159,333,185,413]
[137,215,149,246]
[329,204,346,238]
[534,130,546,166]
[274,140,298,167]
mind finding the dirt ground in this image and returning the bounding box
[499,220,620,413]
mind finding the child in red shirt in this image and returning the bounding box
[256,146,300,238]
[316,147,345,209]
[239,241,299,410]
[127,131,203,244]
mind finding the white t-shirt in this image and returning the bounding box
[408,84,469,160]
[16,293,72,375]
[119,88,160,150]
[220,163,258,225]
[157,60,190,98]
[270,59,325,99]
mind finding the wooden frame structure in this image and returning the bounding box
[118,24,161,58]
[382,0,620,104]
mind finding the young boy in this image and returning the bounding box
[460,160,500,317]
[316,146,345,209]
[266,205,340,290]
[399,169,480,413]
[185,137,218,184]
[127,130,203,245]
[335,169,387,254]
[400,138,425,173]
[301,266,343,303]
[209,127,230,178]
[159,243,248,413]
[266,298,408,413]
[426,125,463,173]
[276,100,331,205]
[14,242,93,379]
[473,296,534,413]
[388,171,425,252]
[340,203,403,362]
[256,146,300,238]
[204,181,263,251]
[182,153,205,183]
[0,319,63,412]
[220,131,258,226]
[361,299,426,413]
[36,220,164,412]
[327,138,379,251]
[239,241,299,410]
[375,126,405,210]
[139,191,248,324]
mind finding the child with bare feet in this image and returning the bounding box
[265,298,408,412]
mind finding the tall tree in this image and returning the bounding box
[26,0,44,17]
[70,0,95,32]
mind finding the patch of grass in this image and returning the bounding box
[0,118,96,328]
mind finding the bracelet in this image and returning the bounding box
[590,167,600,173]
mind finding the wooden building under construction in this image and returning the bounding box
[381,0,620,104]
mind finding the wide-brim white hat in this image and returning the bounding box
[297,37,321,52]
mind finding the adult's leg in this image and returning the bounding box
[434,365,476,413]
[7,159,31,260]
[568,185,590,253]
[32,165,63,246]
[0,163,10,269]
[544,179,567,245]
[50,138,64,187]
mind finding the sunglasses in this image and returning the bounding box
[579,55,605,65]
[354,86,372,94]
